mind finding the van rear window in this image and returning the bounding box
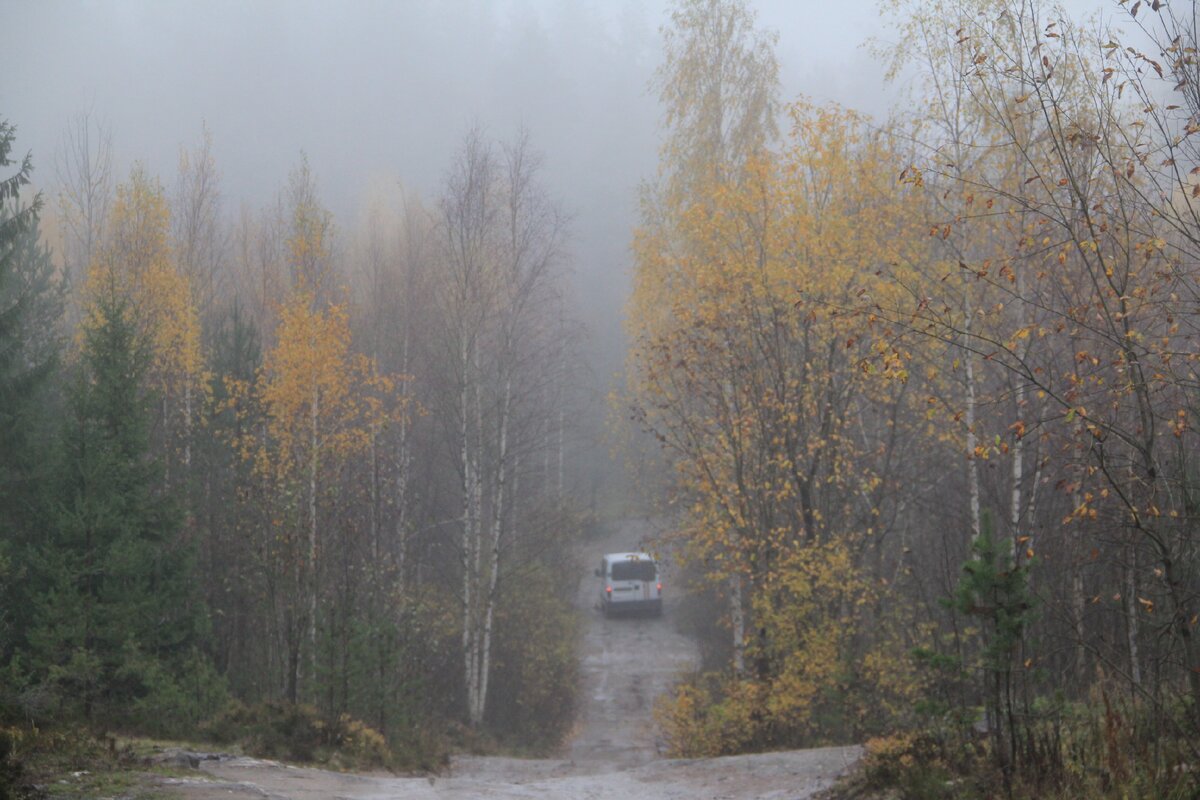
[611,561,656,582]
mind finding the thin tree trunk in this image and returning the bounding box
[1064,401,1088,684]
[1010,377,1024,559]
[308,384,319,699]
[556,306,566,501]
[163,394,172,484]
[557,406,565,501]
[460,339,477,723]
[394,329,411,597]
[370,422,379,565]
[183,381,192,470]
[1073,568,1087,683]
[474,377,511,727]
[730,572,746,675]
[965,319,981,544]
[1126,543,1141,688]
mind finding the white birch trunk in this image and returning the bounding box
[460,338,478,724]
[486,377,512,659]
[473,377,511,727]
[730,572,746,675]
[1010,377,1024,559]
[964,307,981,543]
[468,349,486,722]
[394,331,411,597]
[307,384,319,698]
[183,382,192,470]
[476,540,500,727]
[461,341,489,727]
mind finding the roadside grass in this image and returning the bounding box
[2,691,584,798]
[39,768,175,800]
[826,697,1200,800]
[0,701,450,799]
[1,726,221,800]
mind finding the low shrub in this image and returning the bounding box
[489,560,581,752]
[200,701,392,769]
[117,646,229,738]
[655,673,764,757]
[0,725,151,800]
[860,731,984,800]
[849,692,1200,800]
[0,728,30,800]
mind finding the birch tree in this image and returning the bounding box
[436,128,569,728]
[89,166,206,492]
[54,109,112,313]
[231,286,401,702]
[631,104,928,751]
[638,0,780,675]
[172,124,227,325]
[867,0,1200,767]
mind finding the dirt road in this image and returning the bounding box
[165,519,860,799]
[567,518,697,768]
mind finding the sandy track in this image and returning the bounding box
[567,518,698,768]
[164,519,860,800]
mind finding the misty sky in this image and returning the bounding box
[4,0,1119,385]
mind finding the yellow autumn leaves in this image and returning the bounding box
[631,102,930,752]
[248,291,398,484]
[80,161,407,579]
[82,167,205,478]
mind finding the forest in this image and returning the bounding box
[2,0,1200,798]
[1,110,587,768]
[626,0,1200,796]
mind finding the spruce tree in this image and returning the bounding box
[0,119,63,667]
[196,300,260,681]
[951,510,1035,782]
[33,285,204,725]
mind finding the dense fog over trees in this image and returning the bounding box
[5,1,904,402]
[6,2,1200,800]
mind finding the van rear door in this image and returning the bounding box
[610,558,657,606]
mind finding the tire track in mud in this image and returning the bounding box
[566,518,697,767]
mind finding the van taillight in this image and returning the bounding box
[657,582,663,591]
[606,586,612,594]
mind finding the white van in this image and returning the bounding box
[596,552,662,617]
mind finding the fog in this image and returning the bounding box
[5,0,1176,783]
[4,0,1119,413]
[6,2,903,381]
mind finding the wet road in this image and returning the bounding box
[566,518,697,767]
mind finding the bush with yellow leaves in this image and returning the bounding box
[658,539,930,757]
